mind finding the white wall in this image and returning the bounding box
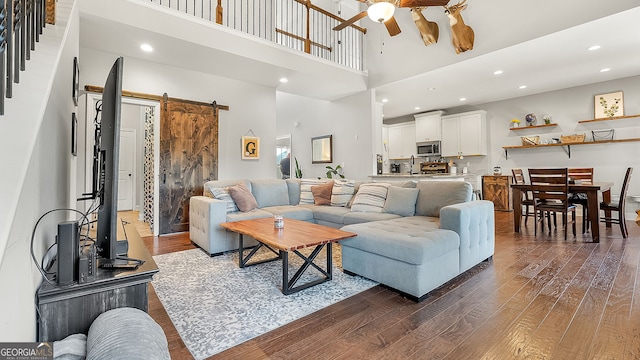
[276,90,375,180]
[79,48,278,181]
[0,0,79,341]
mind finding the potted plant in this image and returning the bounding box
[294,157,303,178]
[325,165,345,179]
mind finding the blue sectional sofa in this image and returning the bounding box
[189,178,495,301]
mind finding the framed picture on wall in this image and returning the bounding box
[241,136,260,160]
[72,57,80,106]
[71,112,77,156]
[594,91,624,119]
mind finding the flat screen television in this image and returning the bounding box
[95,57,124,261]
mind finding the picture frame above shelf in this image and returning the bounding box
[509,123,557,131]
[578,113,640,124]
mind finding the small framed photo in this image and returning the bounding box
[594,91,624,119]
[241,136,260,160]
[71,112,77,156]
[72,57,79,106]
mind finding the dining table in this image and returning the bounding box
[511,182,613,242]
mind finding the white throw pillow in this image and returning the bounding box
[331,179,355,207]
[350,183,390,213]
[207,186,239,213]
[299,179,327,204]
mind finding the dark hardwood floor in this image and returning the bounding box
[143,212,640,359]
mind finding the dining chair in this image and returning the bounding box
[512,168,535,225]
[568,168,594,233]
[600,167,633,238]
[528,168,576,239]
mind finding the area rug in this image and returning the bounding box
[152,246,377,359]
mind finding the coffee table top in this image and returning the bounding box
[220,217,356,251]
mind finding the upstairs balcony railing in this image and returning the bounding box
[148,0,366,71]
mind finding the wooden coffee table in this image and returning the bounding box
[220,217,356,295]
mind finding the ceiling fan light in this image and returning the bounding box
[367,2,395,23]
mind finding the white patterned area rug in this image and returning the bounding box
[152,246,377,360]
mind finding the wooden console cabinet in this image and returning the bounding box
[37,223,158,341]
[482,175,513,211]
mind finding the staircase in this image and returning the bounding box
[0,0,53,115]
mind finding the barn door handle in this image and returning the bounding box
[163,172,166,184]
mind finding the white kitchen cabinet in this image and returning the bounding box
[414,111,443,142]
[388,123,416,159]
[441,110,487,157]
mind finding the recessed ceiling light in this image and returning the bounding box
[140,44,153,52]
[600,68,611,73]
[519,85,527,89]
[493,70,503,75]
[428,87,436,91]
[459,98,466,101]
[279,77,288,83]
[588,45,601,51]
[382,98,389,103]
[414,107,421,110]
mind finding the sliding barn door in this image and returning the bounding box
[159,99,218,234]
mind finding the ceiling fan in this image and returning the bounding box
[333,0,451,37]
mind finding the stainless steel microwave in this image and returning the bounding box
[416,141,441,157]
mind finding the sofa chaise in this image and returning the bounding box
[189,178,495,300]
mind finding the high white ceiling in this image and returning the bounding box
[78,0,640,120]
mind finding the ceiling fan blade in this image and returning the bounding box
[333,11,368,31]
[384,16,401,36]
[399,0,450,7]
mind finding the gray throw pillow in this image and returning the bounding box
[415,181,472,217]
[383,186,420,217]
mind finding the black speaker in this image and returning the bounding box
[56,220,79,285]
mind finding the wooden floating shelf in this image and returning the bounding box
[578,114,640,124]
[509,123,557,131]
[502,137,640,159]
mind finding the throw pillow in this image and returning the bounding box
[228,183,258,212]
[382,186,420,217]
[311,180,334,206]
[207,187,240,213]
[331,179,355,206]
[415,181,472,217]
[299,179,326,204]
[350,183,390,213]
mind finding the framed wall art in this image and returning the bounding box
[72,57,80,106]
[71,112,77,156]
[241,136,260,159]
[594,91,624,119]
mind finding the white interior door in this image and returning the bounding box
[118,129,136,211]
